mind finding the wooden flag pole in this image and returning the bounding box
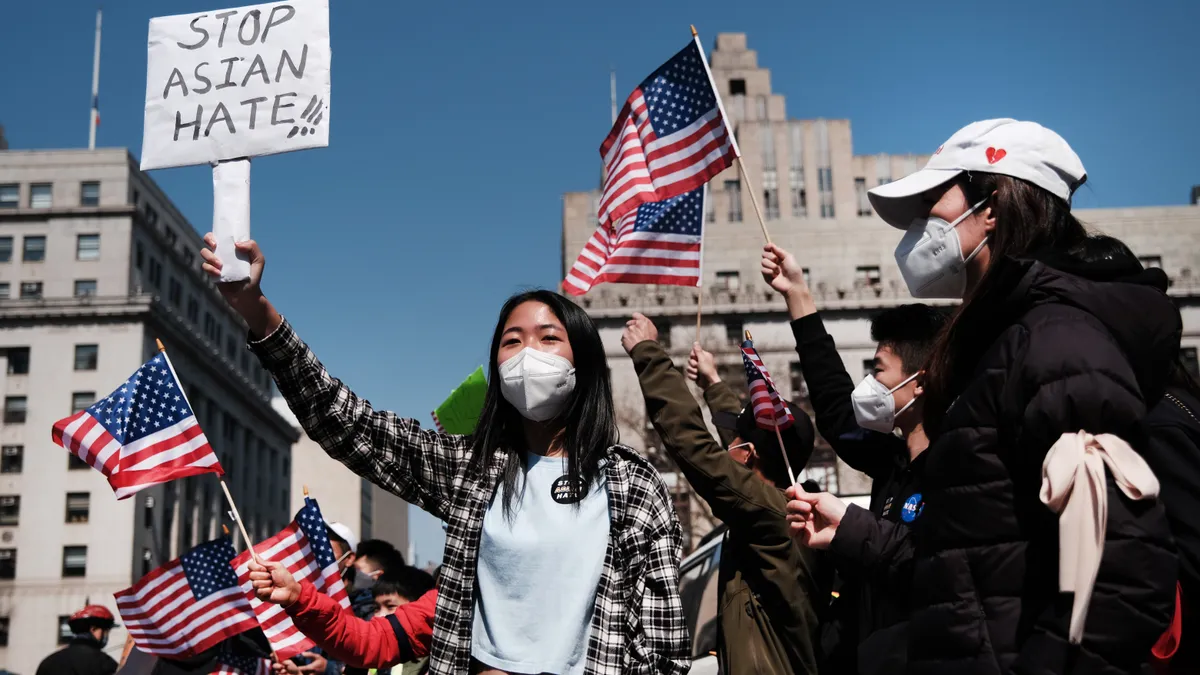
[737,158,772,244]
[695,290,704,344]
[219,478,261,565]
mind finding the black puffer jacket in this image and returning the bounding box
[836,253,1179,674]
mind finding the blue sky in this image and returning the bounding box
[2,0,1197,566]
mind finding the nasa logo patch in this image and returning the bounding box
[901,493,924,523]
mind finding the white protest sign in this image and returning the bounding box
[140,0,330,171]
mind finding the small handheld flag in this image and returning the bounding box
[597,36,737,230]
[51,351,222,499]
[232,497,349,660]
[114,537,256,658]
[741,335,794,431]
[565,186,705,295]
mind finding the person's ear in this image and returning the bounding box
[982,192,997,234]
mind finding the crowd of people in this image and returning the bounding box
[41,117,1197,675]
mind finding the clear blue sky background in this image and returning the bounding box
[2,0,1197,566]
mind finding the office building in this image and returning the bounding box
[0,149,299,673]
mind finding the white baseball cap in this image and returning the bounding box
[325,520,359,555]
[868,119,1088,229]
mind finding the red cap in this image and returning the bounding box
[69,605,117,627]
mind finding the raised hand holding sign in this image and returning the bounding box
[141,0,331,281]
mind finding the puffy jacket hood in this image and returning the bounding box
[992,245,1182,403]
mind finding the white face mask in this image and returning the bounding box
[498,347,576,422]
[851,372,919,434]
[894,198,989,299]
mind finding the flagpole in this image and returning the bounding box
[691,25,772,244]
[695,184,707,344]
[154,338,261,564]
[89,8,102,150]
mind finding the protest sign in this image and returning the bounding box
[434,367,487,435]
[140,0,331,171]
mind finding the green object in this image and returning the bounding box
[433,366,487,435]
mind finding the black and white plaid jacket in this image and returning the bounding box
[251,320,690,675]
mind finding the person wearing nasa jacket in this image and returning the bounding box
[761,243,946,675]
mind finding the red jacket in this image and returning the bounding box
[283,581,436,669]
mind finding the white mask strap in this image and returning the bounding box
[335,550,352,565]
[886,371,920,395]
[945,197,990,229]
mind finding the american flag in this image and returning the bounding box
[232,498,349,660]
[114,537,257,658]
[597,36,738,230]
[51,352,222,499]
[742,338,794,430]
[564,186,704,295]
[431,411,446,433]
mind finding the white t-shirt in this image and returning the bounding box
[471,452,610,674]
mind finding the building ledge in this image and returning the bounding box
[0,204,136,220]
[0,294,152,320]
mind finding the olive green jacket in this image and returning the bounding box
[631,341,829,675]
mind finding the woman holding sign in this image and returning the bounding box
[201,235,689,675]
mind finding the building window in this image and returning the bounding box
[1,446,22,474]
[148,258,162,287]
[20,282,42,299]
[168,278,182,306]
[226,335,238,360]
[58,616,74,644]
[29,184,52,209]
[1182,347,1199,380]
[761,124,776,169]
[75,344,98,371]
[0,550,14,580]
[855,266,881,289]
[62,546,87,577]
[762,166,781,218]
[726,319,744,346]
[792,185,807,218]
[725,180,742,222]
[1140,255,1163,269]
[0,283,8,299]
[855,177,871,216]
[187,296,199,323]
[65,492,90,523]
[68,454,89,471]
[716,270,741,291]
[0,616,8,647]
[76,233,100,261]
[0,496,19,527]
[204,313,217,341]
[80,181,101,206]
[22,236,46,262]
[136,242,144,269]
[0,237,11,263]
[729,79,746,95]
[818,167,835,218]
[3,397,26,424]
[6,347,29,375]
[0,185,17,209]
[716,364,749,405]
[71,392,94,414]
[74,279,97,297]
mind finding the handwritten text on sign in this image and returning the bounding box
[140,0,330,170]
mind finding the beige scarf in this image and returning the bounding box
[1039,431,1159,644]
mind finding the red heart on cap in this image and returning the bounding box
[986,147,1006,164]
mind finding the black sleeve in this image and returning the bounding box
[792,314,896,479]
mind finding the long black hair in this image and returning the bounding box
[467,290,618,517]
[922,173,1088,435]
